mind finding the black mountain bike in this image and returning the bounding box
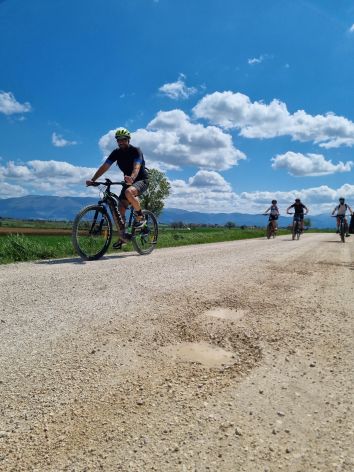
[72,179,158,260]
[332,214,347,243]
[288,214,302,240]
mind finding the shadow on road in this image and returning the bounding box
[36,252,137,265]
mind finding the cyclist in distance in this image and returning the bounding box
[86,128,149,247]
[286,198,309,233]
[264,199,280,233]
[331,197,353,237]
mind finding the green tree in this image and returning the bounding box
[140,168,171,217]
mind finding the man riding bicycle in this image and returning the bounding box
[286,198,308,233]
[86,128,149,248]
[264,199,280,233]
[331,197,353,237]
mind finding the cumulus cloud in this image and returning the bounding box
[99,110,246,171]
[159,74,198,100]
[167,171,240,212]
[193,91,354,148]
[0,91,32,115]
[239,184,354,214]
[52,132,77,147]
[271,151,354,176]
[0,159,102,197]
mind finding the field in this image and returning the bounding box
[0,218,290,264]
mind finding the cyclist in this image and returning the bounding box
[86,128,149,248]
[331,197,353,237]
[264,199,280,233]
[286,198,308,233]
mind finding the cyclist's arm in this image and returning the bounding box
[125,155,143,184]
[331,206,337,215]
[348,205,353,215]
[286,205,292,214]
[304,205,309,214]
[264,206,270,214]
[86,162,112,185]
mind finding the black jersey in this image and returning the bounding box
[289,202,306,215]
[105,145,148,181]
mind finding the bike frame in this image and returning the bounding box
[95,180,134,234]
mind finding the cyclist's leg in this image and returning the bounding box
[300,215,304,232]
[125,180,149,224]
[273,215,278,231]
[336,216,340,233]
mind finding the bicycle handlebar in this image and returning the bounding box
[89,178,126,187]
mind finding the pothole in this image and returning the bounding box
[163,341,236,368]
[205,307,246,321]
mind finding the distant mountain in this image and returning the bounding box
[0,195,337,229]
[0,195,96,220]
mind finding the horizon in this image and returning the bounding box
[1,1,354,215]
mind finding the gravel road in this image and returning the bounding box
[0,233,353,472]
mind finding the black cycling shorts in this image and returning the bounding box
[269,215,278,221]
[293,214,304,221]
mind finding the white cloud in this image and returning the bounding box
[0,181,28,198]
[349,24,354,33]
[271,151,354,176]
[0,159,101,197]
[248,55,265,65]
[99,110,246,171]
[239,184,354,214]
[52,132,77,147]
[193,91,354,148]
[0,91,31,115]
[159,74,197,100]
[167,171,240,212]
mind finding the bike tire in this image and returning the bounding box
[292,221,298,240]
[131,209,158,255]
[72,205,113,260]
[340,222,345,243]
[266,223,272,239]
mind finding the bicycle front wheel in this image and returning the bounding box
[266,223,272,239]
[132,209,158,255]
[340,222,345,243]
[72,205,113,260]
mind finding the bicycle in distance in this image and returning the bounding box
[332,214,349,243]
[288,213,302,240]
[72,179,158,260]
[263,214,277,239]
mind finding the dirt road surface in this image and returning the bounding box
[0,233,353,472]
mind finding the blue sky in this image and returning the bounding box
[1,0,354,214]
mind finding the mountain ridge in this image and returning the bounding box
[0,195,336,229]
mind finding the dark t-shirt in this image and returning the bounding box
[105,145,148,181]
[290,202,306,215]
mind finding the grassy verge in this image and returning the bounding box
[1,227,291,265]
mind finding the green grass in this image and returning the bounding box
[0,227,294,265]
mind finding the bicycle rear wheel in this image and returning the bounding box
[72,205,112,260]
[132,209,158,255]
